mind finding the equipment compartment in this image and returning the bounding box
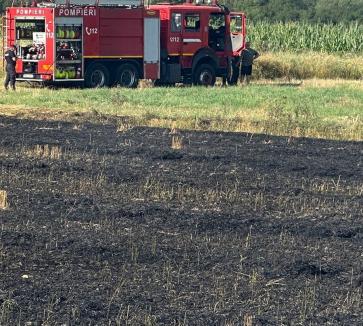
[15,19,46,60]
[55,23,83,80]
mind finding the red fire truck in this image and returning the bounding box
[2,0,246,87]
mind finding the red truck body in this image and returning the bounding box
[3,1,246,87]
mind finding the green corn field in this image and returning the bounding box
[1,18,363,54]
[248,21,363,54]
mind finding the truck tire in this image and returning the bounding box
[116,63,139,88]
[85,64,110,88]
[193,64,216,86]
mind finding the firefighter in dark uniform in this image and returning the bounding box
[4,45,17,91]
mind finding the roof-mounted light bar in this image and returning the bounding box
[185,0,218,5]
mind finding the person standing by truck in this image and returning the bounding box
[240,41,259,85]
[4,45,17,91]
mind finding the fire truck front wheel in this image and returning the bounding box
[85,64,111,88]
[193,64,216,86]
[116,63,139,88]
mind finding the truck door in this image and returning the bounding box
[182,12,202,56]
[230,13,245,54]
[208,13,226,52]
[169,11,182,56]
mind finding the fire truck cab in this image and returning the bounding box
[2,0,246,87]
[151,1,245,85]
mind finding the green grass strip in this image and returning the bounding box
[1,80,362,141]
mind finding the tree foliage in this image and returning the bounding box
[219,0,363,23]
[0,0,12,14]
[149,0,363,23]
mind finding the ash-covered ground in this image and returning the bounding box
[0,115,362,325]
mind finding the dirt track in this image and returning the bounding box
[0,115,362,325]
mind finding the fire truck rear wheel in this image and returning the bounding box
[193,64,216,86]
[85,64,110,88]
[116,63,139,88]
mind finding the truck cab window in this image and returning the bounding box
[171,13,182,33]
[184,14,200,32]
[231,15,242,33]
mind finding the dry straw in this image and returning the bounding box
[254,52,363,80]
[0,190,9,209]
[243,314,253,326]
[28,144,63,160]
[117,121,132,133]
[171,135,183,150]
[169,121,178,135]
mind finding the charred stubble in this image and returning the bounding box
[0,116,362,325]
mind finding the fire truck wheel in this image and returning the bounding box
[193,64,216,86]
[85,64,110,88]
[116,63,139,88]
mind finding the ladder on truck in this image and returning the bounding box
[53,0,144,6]
[9,0,146,7]
[1,15,14,72]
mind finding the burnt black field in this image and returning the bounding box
[0,115,362,325]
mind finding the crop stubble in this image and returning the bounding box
[0,115,362,325]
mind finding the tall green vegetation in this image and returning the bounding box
[248,21,363,53]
